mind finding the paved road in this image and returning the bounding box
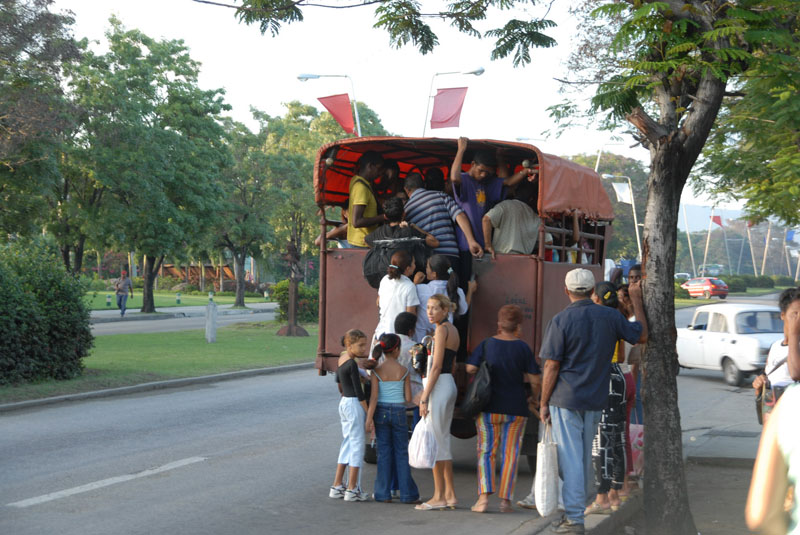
[3,294,777,535]
[0,370,550,535]
[91,303,277,336]
[91,312,277,336]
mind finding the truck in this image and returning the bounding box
[313,137,616,437]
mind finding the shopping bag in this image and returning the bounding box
[408,415,438,469]
[534,423,559,517]
[628,422,644,477]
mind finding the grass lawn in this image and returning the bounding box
[84,291,269,310]
[0,321,316,404]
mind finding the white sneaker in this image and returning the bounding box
[517,493,537,510]
[329,485,345,499]
[344,488,370,502]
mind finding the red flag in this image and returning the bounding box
[318,94,354,134]
[747,220,755,228]
[711,215,723,227]
[430,87,468,129]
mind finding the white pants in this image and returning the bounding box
[337,396,365,468]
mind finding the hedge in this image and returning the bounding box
[0,240,93,384]
[269,279,319,323]
[772,275,796,287]
[674,281,690,299]
[725,276,747,293]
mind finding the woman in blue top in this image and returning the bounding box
[466,305,542,513]
[366,333,420,504]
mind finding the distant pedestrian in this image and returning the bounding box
[114,271,134,317]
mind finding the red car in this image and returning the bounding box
[681,277,729,299]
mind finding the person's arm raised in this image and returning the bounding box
[450,136,468,187]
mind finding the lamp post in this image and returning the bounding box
[297,73,362,137]
[422,67,484,137]
[602,173,642,261]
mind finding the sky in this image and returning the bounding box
[53,0,743,230]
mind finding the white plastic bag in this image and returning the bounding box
[408,416,438,469]
[534,422,559,517]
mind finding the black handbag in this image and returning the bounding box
[460,340,491,419]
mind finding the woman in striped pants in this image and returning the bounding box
[465,305,542,513]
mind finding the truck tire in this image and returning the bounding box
[722,358,744,387]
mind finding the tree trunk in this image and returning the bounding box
[60,244,72,272]
[641,148,697,535]
[234,249,246,307]
[141,254,164,313]
[73,236,86,274]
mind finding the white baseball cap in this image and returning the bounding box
[565,268,595,292]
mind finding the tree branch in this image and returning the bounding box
[626,106,669,147]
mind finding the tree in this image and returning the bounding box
[69,19,230,312]
[559,2,799,532]
[569,152,648,261]
[697,27,800,226]
[0,0,80,236]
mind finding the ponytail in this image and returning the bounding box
[387,250,412,280]
[372,333,401,360]
[428,254,461,319]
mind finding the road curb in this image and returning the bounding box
[0,361,316,413]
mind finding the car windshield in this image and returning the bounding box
[735,311,783,334]
[710,278,725,285]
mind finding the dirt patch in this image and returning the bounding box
[621,460,752,534]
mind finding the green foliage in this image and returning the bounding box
[772,275,795,287]
[725,276,747,293]
[751,276,776,289]
[235,0,557,66]
[0,239,93,385]
[269,279,319,323]
[0,0,81,236]
[674,281,690,299]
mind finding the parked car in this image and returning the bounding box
[681,277,729,299]
[674,272,691,280]
[676,304,783,385]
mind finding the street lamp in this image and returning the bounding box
[422,67,485,137]
[602,173,642,261]
[297,73,362,137]
[594,143,624,172]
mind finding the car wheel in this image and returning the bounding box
[703,290,711,299]
[719,294,727,300]
[722,358,744,387]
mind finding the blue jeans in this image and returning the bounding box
[373,403,419,502]
[550,405,602,524]
[116,294,128,316]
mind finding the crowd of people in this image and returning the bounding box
[321,139,661,535]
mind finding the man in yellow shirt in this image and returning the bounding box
[347,151,386,248]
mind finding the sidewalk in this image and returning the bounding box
[90,301,278,323]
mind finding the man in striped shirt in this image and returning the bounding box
[403,172,482,275]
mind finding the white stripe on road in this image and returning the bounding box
[7,456,207,508]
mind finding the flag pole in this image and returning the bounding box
[761,220,772,276]
[747,224,758,276]
[683,204,697,277]
[722,224,732,275]
[702,208,714,276]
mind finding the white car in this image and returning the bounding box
[676,303,783,386]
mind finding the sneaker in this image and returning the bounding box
[550,514,585,534]
[517,493,537,510]
[329,485,345,499]
[344,488,370,502]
